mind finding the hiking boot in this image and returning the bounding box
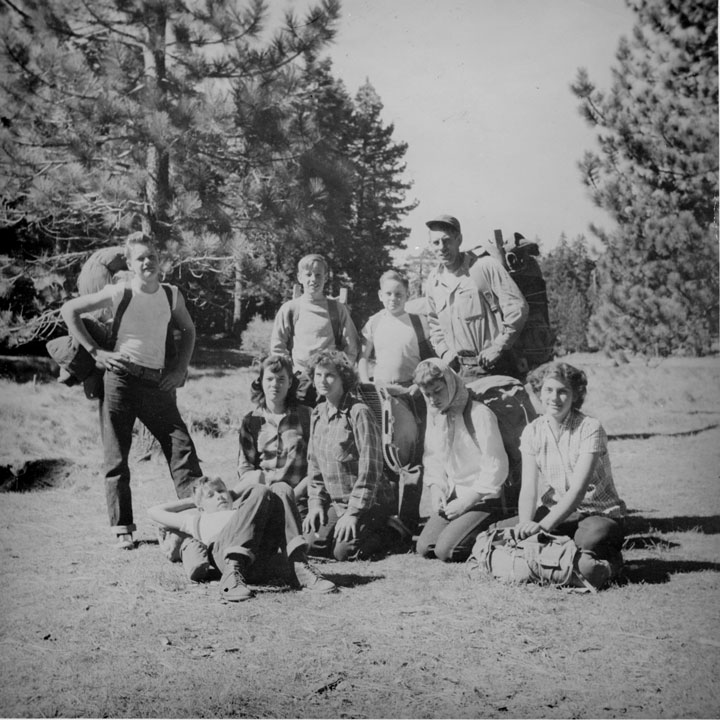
[293,561,337,594]
[219,559,254,602]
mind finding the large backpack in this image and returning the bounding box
[468,527,620,592]
[462,375,538,514]
[494,230,555,374]
[354,382,423,536]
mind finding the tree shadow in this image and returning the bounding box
[623,535,680,551]
[619,558,720,585]
[625,514,720,535]
[323,572,386,589]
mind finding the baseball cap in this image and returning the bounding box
[426,214,461,233]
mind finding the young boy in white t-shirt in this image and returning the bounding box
[359,270,433,389]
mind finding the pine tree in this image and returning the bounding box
[0,0,340,343]
[572,0,718,356]
[343,80,417,322]
[540,234,597,353]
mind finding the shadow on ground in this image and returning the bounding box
[620,558,720,585]
[625,514,720,535]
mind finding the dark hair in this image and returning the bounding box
[306,349,358,393]
[250,354,298,408]
[528,361,588,410]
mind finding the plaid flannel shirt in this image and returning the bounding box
[307,393,392,517]
[237,404,311,489]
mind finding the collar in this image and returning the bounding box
[323,392,355,420]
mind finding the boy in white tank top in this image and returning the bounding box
[61,232,202,551]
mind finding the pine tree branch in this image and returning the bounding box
[2,40,101,102]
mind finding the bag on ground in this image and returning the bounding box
[469,527,619,592]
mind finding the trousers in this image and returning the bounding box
[416,499,503,562]
[102,369,202,533]
[304,505,392,561]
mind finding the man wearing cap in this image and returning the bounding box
[424,214,528,380]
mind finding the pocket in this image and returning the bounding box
[455,287,484,322]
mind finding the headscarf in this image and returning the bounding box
[416,358,469,465]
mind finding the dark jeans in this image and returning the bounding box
[102,369,202,533]
[304,505,392,561]
[416,499,503,562]
[208,485,286,574]
[268,482,308,558]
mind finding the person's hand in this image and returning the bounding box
[515,521,543,540]
[429,485,446,514]
[478,346,503,371]
[302,506,327,535]
[159,367,187,392]
[334,513,358,544]
[442,495,477,521]
[92,348,126,372]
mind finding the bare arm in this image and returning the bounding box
[358,335,374,383]
[147,498,198,531]
[60,287,120,369]
[160,291,195,391]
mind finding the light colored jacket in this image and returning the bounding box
[426,252,528,362]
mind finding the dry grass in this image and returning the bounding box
[1,354,719,718]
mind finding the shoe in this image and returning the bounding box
[157,526,184,562]
[293,561,337,594]
[115,533,134,550]
[219,562,254,602]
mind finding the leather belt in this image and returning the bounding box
[116,361,163,383]
[457,354,481,367]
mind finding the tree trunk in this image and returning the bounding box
[143,7,171,245]
[231,261,243,341]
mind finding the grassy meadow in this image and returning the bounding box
[0,352,719,718]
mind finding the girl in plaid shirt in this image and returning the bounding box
[236,354,336,593]
[302,350,396,561]
[512,361,626,576]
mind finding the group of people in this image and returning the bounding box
[60,214,626,603]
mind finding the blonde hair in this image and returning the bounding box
[193,475,228,509]
[297,254,329,274]
[124,231,156,260]
[379,270,408,290]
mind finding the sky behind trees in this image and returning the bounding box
[274,0,637,255]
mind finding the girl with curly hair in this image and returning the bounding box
[511,361,627,583]
[302,349,396,561]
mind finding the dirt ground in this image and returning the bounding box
[0,355,719,718]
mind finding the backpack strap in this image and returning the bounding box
[326,298,343,350]
[287,297,343,354]
[285,298,302,356]
[109,284,175,360]
[108,287,133,348]
[467,253,500,314]
[462,394,478,448]
[462,392,508,515]
[408,313,435,360]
